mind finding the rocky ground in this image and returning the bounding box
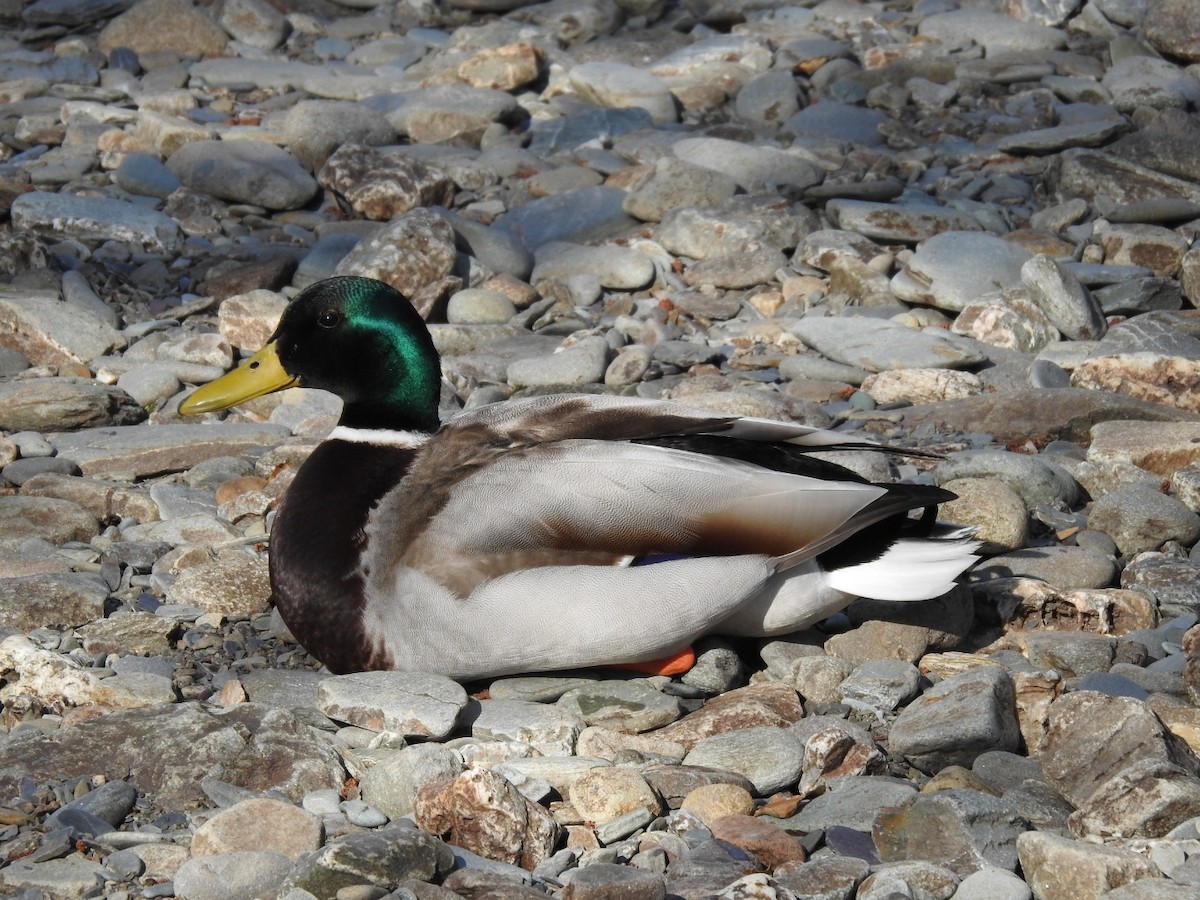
[3,0,1200,898]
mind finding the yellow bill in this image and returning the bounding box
[178,341,298,415]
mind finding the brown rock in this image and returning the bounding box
[975,577,1158,636]
[873,789,1029,876]
[98,0,228,55]
[799,726,885,794]
[203,257,297,302]
[415,768,560,870]
[0,379,144,431]
[1012,670,1064,755]
[901,387,1198,445]
[651,682,804,751]
[1144,0,1200,63]
[79,612,176,657]
[1087,419,1200,477]
[335,207,457,300]
[709,815,806,870]
[1186,623,1200,706]
[679,783,754,827]
[216,289,289,352]
[49,422,289,479]
[1070,757,1200,839]
[921,765,997,795]
[567,767,662,824]
[1016,831,1160,900]
[775,856,870,899]
[0,496,98,549]
[169,550,270,616]
[641,765,755,810]
[457,43,541,91]
[192,797,322,860]
[845,583,974,652]
[0,702,343,806]
[1099,223,1189,276]
[1038,692,1200,808]
[21,473,158,523]
[0,575,108,633]
[215,475,269,508]
[824,620,932,665]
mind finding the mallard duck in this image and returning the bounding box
[180,275,978,680]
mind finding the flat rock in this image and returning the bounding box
[0,295,127,368]
[317,671,468,740]
[901,388,1199,444]
[891,232,1031,312]
[790,316,988,372]
[0,572,108,632]
[192,797,322,859]
[0,702,343,806]
[10,190,181,254]
[50,422,290,478]
[683,726,803,795]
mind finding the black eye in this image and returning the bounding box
[318,310,340,329]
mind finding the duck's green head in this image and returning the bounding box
[180,276,442,431]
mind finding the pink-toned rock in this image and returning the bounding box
[318,145,454,221]
[709,815,807,870]
[415,768,560,870]
[1072,353,1200,412]
[335,207,457,300]
[217,290,287,352]
[652,682,805,751]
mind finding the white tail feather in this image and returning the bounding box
[824,527,981,602]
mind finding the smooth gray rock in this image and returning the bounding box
[1021,254,1107,340]
[1087,485,1200,556]
[358,744,464,820]
[531,241,655,290]
[934,449,1080,509]
[683,726,803,794]
[778,776,918,832]
[173,851,293,900]
[974,545,1117,590]
[166,140,318,210]
[889,667,1021,773]
[556,680,681,733]
[790,316,988,372]
[507,336,609,388]
[892,232,1031,312]
[495,185,637,252]
[837,659,921,715]
[672,137,821,192]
